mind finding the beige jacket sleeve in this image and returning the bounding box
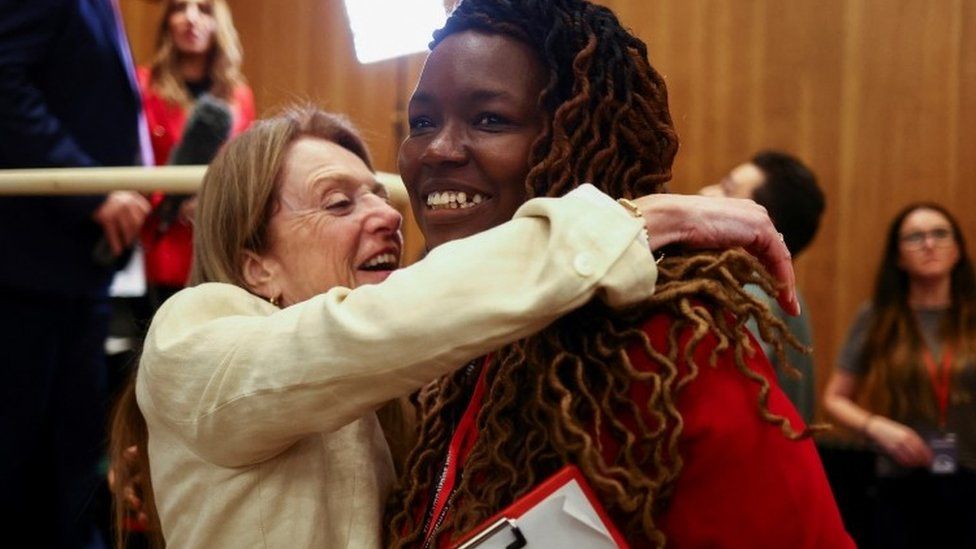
[137,186,657,467]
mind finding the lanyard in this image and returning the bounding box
[922,345,954,429]
[421,356,491,548]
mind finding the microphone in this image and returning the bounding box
[94,94,232,267]
[154,94,232,232]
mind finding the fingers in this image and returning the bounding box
[179,196,198,224]
[878,421,934,468]
[903,435,934,467]
[740,207,799,315]
[124,485,144,512]
[95,192,151,256]
[893,439,932,468]
[118,199,144,246]
[631,194,799,314]
[104,219,124,256]
[754,236,799,316]
[118,192,151,246]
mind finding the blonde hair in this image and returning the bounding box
[109,107,371,548]
[149,0,246,106]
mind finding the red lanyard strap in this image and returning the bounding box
[422,357,491,548]
[922,345,954,429]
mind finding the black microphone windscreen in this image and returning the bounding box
[150,94,233,238]
[167,94,233,166]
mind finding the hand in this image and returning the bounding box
[107,445,149,527]
[92,191,151,256]
[865,416,934,468]
[632,193,799,315]
[178,196,198,224]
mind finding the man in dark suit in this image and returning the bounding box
[0,0,151,545]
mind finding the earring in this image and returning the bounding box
[269,295,279,307]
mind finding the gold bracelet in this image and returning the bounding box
[616,198,663,263]
[617,197,643,218]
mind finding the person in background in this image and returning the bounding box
[139,0,255,307]
[386,1,849,546]
[823,203,976,548]
[700,150,825,422]
[0,0,151,546]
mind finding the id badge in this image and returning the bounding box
[928,432,958,475]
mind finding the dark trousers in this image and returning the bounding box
[0,287,109,548]
[875,467,976,549]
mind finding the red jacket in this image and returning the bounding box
[137,67,255,287]
[631,312,853,548]
[427,311,853,548]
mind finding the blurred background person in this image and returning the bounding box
[0,0,151,546]
[823,203,976,548]
[700,150,825,422]
[139,0,254,308]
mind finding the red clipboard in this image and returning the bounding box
[450,465,630,549]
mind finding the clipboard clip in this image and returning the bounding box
[455,517,527,549]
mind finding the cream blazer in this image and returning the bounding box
[137,186,658,548]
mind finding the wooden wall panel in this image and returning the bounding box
[121,0,976,420]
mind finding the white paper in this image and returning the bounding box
[462,479,620,549]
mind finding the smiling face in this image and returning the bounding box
[251,137,402,306]
[897,207,960,283]
[168,0,217,56]
[398,31,547,250]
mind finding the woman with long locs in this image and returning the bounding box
[386,0,853,546]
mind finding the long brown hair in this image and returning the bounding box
[108,107,372,548]
[860,203,976,421]
[148,0,246,106]
[386,0,805,545]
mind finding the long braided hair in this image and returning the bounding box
[386,0,806,545]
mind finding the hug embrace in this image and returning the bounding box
[112,0,852,547]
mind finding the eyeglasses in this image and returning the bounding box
[899,228,955,249]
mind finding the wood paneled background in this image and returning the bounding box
[122,0,976,421]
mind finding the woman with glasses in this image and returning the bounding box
[823,202,976,547]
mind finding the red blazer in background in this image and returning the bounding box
[137,66,255,287]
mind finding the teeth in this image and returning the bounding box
[362,253,398,269]
[425,190,489,210]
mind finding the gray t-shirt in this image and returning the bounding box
[838,303,976,472]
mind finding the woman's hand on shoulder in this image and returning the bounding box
[631,193,798,315]
[864,415,934,468]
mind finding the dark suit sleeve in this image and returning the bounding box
[0,0,106,217]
